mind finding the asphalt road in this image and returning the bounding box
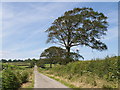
[34,65,69,88]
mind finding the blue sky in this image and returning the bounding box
[1,2,118,60]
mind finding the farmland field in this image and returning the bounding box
[6,62,30,67]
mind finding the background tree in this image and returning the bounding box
[1,59,7,63]
[8,59,12,62]
[37,59,46,68]
[46,7,108,60]
[29,61,35,68]
[40,46,66,67]
[40,46,84,65]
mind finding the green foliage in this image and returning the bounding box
[37,59,46,68]
[29,58,38,68]
[2,64,30,89]
[44,56,118,88]
[40,46,66,59]
[2,69,21,90]
[40,46,84,66]
[46,7,108,59]
[102,84,113,88]
[20,71,29,83]
[2,63,26,70]
[40,46,67,67]
[29,61,35,68]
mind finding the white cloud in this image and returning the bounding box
[2,3,65,38]
[1,2,118,60]
[0,47,48,60]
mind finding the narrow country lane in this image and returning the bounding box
[34,65,69,88]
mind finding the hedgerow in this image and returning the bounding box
[43,56,119,88]
[2,69,21,90]
[2,64,30,90]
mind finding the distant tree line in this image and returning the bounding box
[0,58,38,63]
[0,58,38,68]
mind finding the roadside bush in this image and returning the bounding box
[15,70,29,84]
[47,56,118,85]
[2,69,21,90]
[29,61,35,68]
[2,65,30,90]
[102,84,113,88]
[20,71,29,83]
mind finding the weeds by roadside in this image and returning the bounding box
[38,56,119,88]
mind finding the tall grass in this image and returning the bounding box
[39,56,119,88]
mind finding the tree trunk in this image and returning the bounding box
[66,46,70,59]
[50,63,52,68]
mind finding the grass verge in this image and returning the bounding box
[21,68,34,88]
[38,67,118,88]
[38,68,76,88]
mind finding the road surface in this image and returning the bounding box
[34,65,69,88]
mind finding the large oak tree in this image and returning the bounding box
[46,7,108,58]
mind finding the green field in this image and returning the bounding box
[6,62,30,66]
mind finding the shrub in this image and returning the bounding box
[102,84,113,88]
[20,71,29,83]
[2,69,21,90]
[46,56,118,87]
[29,61,35,68]
[2,66,30,90]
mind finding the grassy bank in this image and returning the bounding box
[21,68,34,88]
[38,56,119,88]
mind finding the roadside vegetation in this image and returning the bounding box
[1,59,36,90]
[1,7,119,89]
[38,56,119,88]
[21,69,34,88]
[36,7,119,89]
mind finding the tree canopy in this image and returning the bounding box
[40,46,66,67]
[40,46,84,66]
[46,7,108,58]
[40,46,66,59]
